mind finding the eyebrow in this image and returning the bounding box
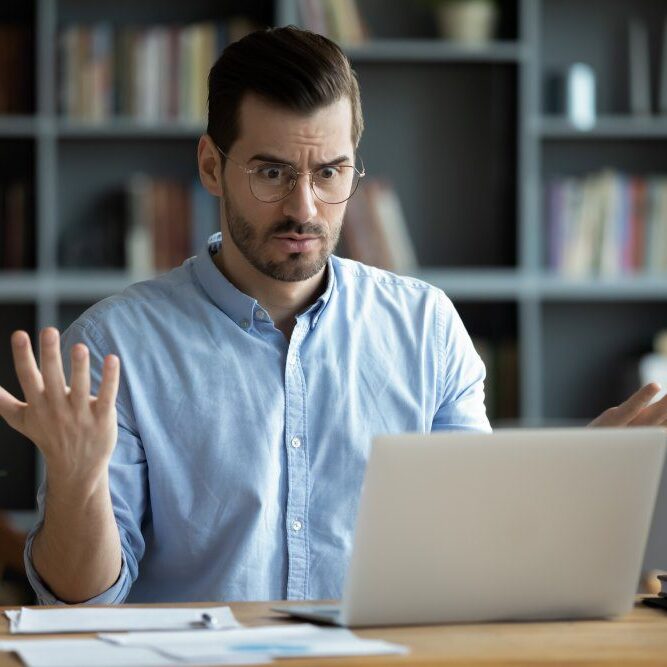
[248,153,352,168]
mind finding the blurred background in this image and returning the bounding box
[1,0,667,601]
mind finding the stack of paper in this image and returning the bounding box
[0,638,265,667]
[0,621,407,666]
[4,605,239,633]
[101,624,407,661]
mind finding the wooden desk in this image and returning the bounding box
[1,598,666,666]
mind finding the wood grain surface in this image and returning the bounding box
[1,597,666,666]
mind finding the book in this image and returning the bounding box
[629,19,651,115]
[1,182,29,270]
[58,20,261,122]
[546,171,667,276]
[0,25,32,113]
[470,337,519,423]
[341,180,394,270]
[659,16,667,114]
[298,0,367,45]
[125,176,217,276]
[341,179,418,274]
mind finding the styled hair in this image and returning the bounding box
[207,26,364,153]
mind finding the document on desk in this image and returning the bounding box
[4,605,239,633]
[0,638,267,667]
[0,625,406,666]
[100,623,409,660]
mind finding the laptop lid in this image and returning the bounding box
[340,427,666,627]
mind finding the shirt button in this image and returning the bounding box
[240,319,250,329]
[291,436,302,449]
[255,310,266,321]
[292,520,303,532]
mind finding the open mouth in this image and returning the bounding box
[273,236,321,252]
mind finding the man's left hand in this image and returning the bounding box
[589,383,667,427]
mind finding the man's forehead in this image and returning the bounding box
[234,92,353,155]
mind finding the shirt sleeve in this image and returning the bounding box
[431,290,492,433]
[23,319,149,605]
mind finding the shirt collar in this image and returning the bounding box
[308,255,335,329]
[193,232,336,331]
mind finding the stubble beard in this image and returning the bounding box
[223,195,341,282]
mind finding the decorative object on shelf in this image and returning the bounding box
[296,0,367,46]
[431,0,498,45]
[628,19,651,115]
[638,330,667,407]
[565,63,596,130]
[643,569,667,595]
[546,171,667,277]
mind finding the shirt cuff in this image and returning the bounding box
[24,529,132,605]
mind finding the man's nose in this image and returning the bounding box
[281,174,318,222]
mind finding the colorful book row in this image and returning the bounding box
[546,171,667,276]
[59,18,258,122]
[58,177,218,272]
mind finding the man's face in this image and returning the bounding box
[220,93,355,282]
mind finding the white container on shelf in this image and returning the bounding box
[436,0,498,44]
[566,63,596,130]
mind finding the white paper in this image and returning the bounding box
[0,638,270,667]
[99,623,317,646]
[0,639,180,667]
[101,623,408,660]
[4,605,239,634]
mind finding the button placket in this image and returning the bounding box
[284,322,310,599]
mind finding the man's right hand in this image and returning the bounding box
[0,327,120,488]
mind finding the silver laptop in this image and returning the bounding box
[276,427,666,627]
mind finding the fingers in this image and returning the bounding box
[609,383,662,425]
[630,391,667,426]
[11,330,44,403]
[95,355,120,416]
[39,328,67,404]
[68,344,90,409]
[0,385,26,432]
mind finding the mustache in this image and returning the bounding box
[267,220,327,238]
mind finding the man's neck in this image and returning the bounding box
[213,239,327,339]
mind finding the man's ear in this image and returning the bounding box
[197,135,224,197]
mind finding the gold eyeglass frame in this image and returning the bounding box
[215,145,365,205]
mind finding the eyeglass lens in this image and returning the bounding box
[249,164,361,204]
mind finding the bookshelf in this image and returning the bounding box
[1,0,667,573]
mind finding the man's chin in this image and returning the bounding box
[259,253,329,282]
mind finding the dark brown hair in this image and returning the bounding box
[207,26,364,153]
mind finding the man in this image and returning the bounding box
[0,27,666,606]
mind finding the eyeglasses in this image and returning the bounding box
[216,145,365,205]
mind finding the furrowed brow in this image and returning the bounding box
[248,153,352,168]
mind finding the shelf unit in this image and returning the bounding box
[1,0,667,568]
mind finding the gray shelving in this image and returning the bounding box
[344,39,525,63]
[57,120,206,139]
[2,0,667,551]
[535,116,667,139]
[0,0,667,412]
[0,0,664,420]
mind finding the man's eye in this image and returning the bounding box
[258,165,286,180]
[317,166,339,179]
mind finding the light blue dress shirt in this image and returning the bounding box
[25,233,490,604]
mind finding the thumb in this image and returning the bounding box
[0,385,27,434]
